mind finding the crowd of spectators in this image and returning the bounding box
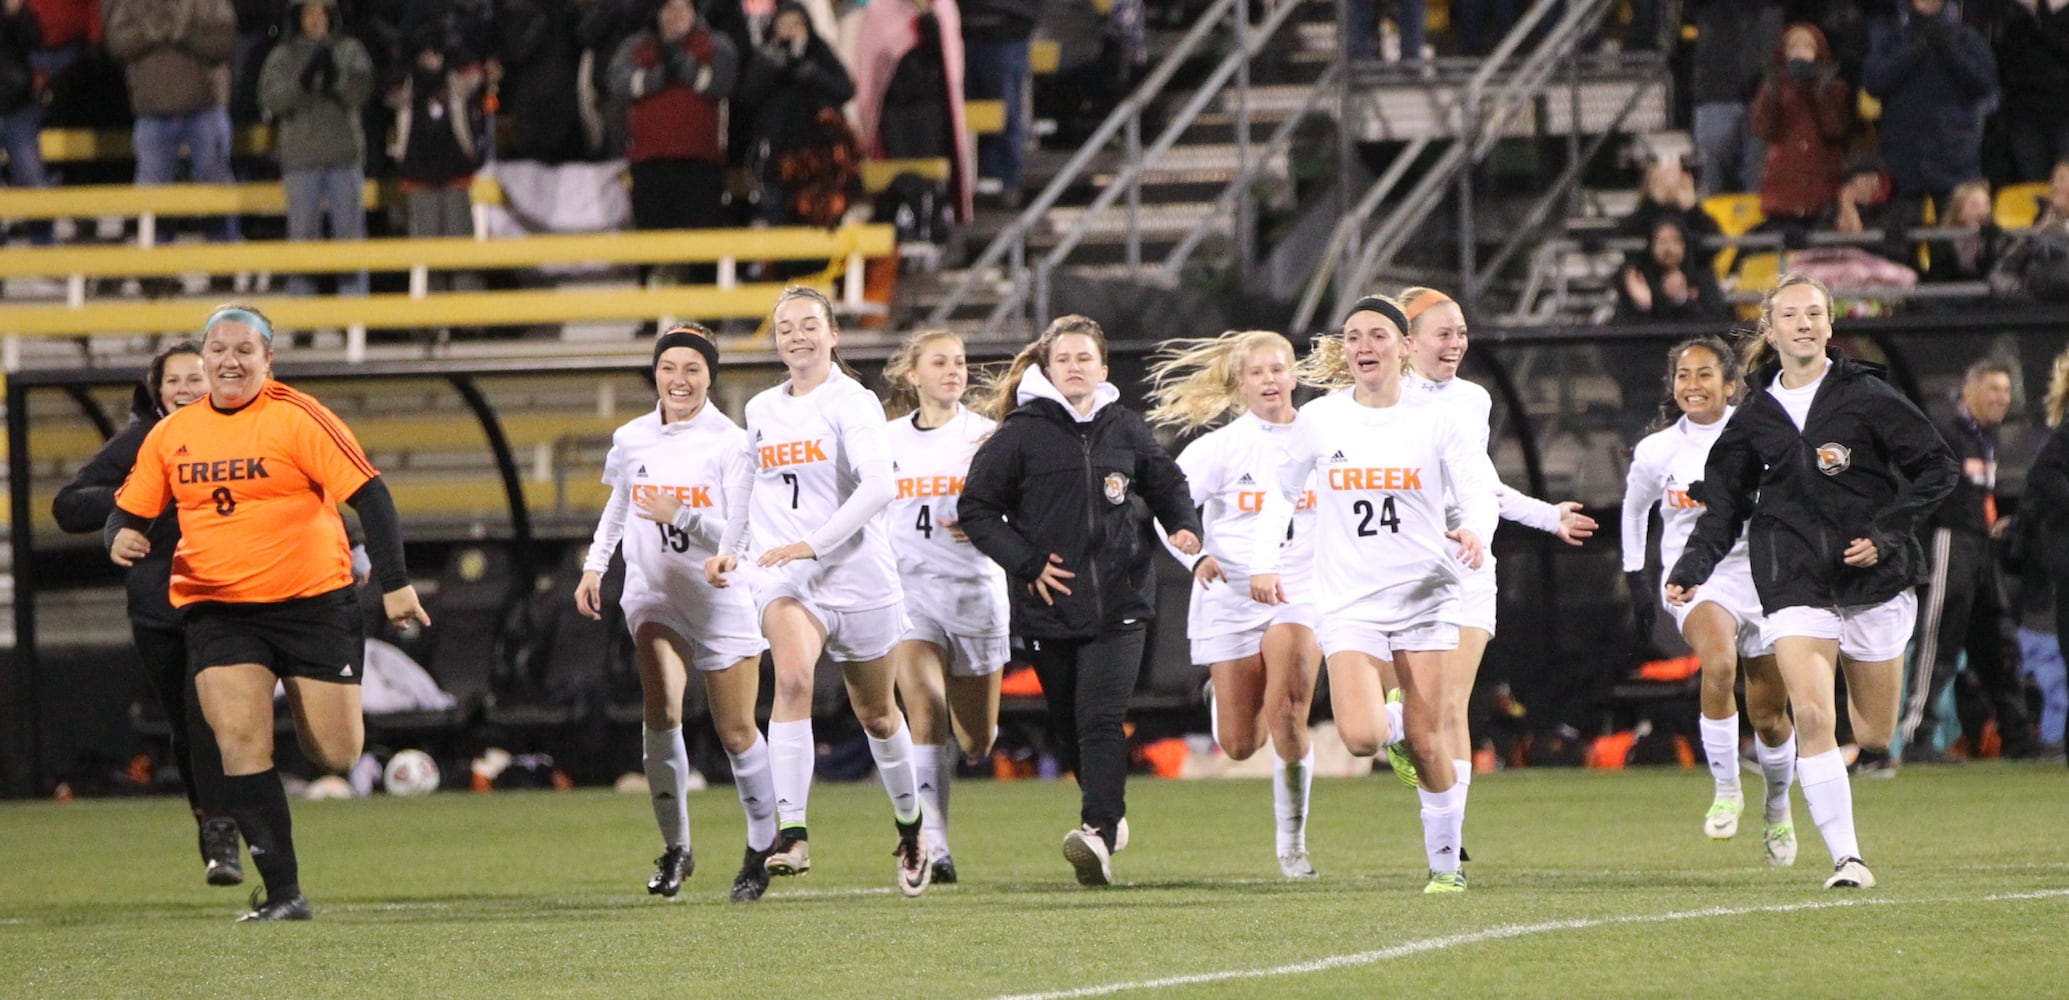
[1612,0,2069,319]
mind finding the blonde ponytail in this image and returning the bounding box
[1145,330,1294,431]
[2046,345,2069,429]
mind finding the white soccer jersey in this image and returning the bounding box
[1622,407,1754,581]
[727,369,903,613]
[883,405,1009,635]
[1170,412,1316,639]
[1404,369,1565,535]
[584,403,754,621]
[1253,391,1499,629]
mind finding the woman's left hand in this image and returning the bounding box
[1168,530,1201,556]
[1447,528,1485,570]
[1842,536,1880,567]
[634,490,682,524]
[758,541,818,568]
[384,585,433,628]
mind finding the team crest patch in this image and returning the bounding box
[1816,442,1851,476]
[1103,472,1130,505]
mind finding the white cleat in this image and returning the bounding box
[1763,818,1798,867]
[1704,789,1744,840]
[1278,850,1317,880]
[1824,856,1875,889]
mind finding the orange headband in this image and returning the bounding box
[1403,291,1456,323]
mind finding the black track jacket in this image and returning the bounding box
[960,387,1200,641]
[1668,348,1958,613]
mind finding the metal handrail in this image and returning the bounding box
[1158,62,1344,284]
[923,0,1247,327]
[1327,0,1614,323]
[925,0,1307,336]
[1291,0,1614,334]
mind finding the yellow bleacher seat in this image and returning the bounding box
[1031,39,1061,76]
[1701,192,1764,279]
[1995,182,2050,229]
[965,100,1006,135]
[861,158,951,194]
[1734,251,1784,321]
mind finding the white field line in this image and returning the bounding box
[993,889,2069,1000]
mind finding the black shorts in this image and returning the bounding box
[184,587,364,684]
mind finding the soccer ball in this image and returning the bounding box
[383,749,441,797]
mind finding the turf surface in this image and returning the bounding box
[4,763,2065,997]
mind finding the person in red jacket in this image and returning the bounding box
[1750,22,1853,234]
[607,0,737,254]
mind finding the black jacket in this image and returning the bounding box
[2026,424,2069,579]
[960,392,1200,641]
[1924,406,1995,537]
[1668,349,1958,613]
[51,385,182,631]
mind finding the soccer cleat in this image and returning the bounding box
[1849,748,1898,780]
[1704,789,1744,840]
[1278,850,1316,879]
[928,850,959,886]
[1825,856,1875,889]
[1062,825,1113,887]
[1423,870,1467,894]
[235,889,312,922]
[1383,689,1418,788]
[894,821,933,898]
[201,817,243,887]
[764,829,811,877]
[1763,820,1798,867]
[647,845,692,897]
[730,844,774,903]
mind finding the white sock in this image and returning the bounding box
[1699,713,1743,796]
[1755,733,1797,823]
[867,721,923,825]
[1385,698,1405,743]
[1272,748,1313,856]
[915,740,952,850]
[727,735,778,852]
[1417,783,1464,873]
[643,725,691,850]
[1797,749,1859,863]
[767,718,815,831]
[1452,758,1472,844]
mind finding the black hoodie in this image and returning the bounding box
[959,370,1199,641]
[1668,347,1957,613]
[52,382,184,630]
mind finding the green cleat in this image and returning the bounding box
[1704,790,1744,840]
[1384,689,1419,788]
[1423,870,1467,894]
[1763,820,1798,867]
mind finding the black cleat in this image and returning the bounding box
[929,851,958,886]
[236,889,312,922]
[201,817,244,887]
[1459,843,1471,864]
[731,844,774,903]
[647,845,693,897]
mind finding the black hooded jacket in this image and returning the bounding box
[52,383,183,630]
[959,386,1199,641]
[1668,348,1957,613]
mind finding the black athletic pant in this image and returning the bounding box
[1026,626,1147,850]
[1902,528,2037,755]
[133,623,230,834]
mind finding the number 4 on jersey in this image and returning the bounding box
[1352,496,1399,536]
[914,505,932,539]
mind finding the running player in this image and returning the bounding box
[1250,296,1501,894]
[703,287,932,897]
[960,315,1203,887]
[110,305,431,921]
[1668,273,1957,889]
[1621,335,1798,865]
[54,342,244,887]
[881,328,1010,885]
[574,327,779,902]
[1396,286,1597,861]
[1144,329,1327,879]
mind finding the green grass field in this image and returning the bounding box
[4,764,2066,997]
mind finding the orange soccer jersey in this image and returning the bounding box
[115,382,378,607]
